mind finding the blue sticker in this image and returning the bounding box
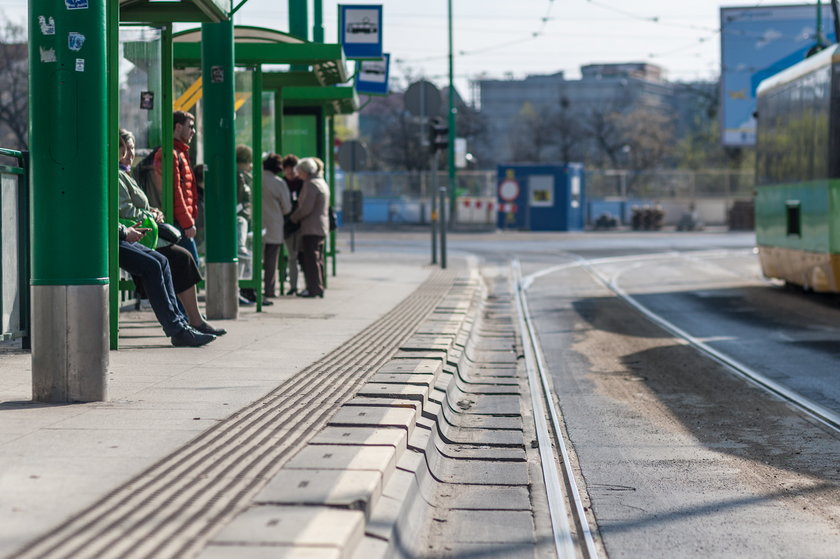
[68,32,85,52]
[38,16,55,36]
[65,0,88,9]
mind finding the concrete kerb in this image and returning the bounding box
[220,270,488,558]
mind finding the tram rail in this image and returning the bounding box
[513,260,600,559]
[523,249,840,436]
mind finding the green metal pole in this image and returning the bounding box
[253,67,264,310]
[29,0,109,402]
[447,0,457,218]
[289,0,308,39]
[108,0,120,350]
[161,25,175,222]
[313,0,324,43]
[328,115,336,277]
[202,20,239,319]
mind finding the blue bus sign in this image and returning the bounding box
[356,54,390,96]
[340,4,383,59]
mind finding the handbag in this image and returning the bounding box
[119,215,158,250]
[156,222,182,247]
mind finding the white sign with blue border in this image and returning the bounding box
[340,4,383,59]
[356,53,390,96]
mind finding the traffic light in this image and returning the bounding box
[428,117,449,153]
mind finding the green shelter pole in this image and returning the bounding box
[253,67,265,310]
[275,90,284,154]
[202,20,239,319]
[108,1,120,350]
[328,115,336,277]
[289,0,308,39]
[313,0,324,43]
[161,25,175,222]
[29,0,110,402]
[447,0,456,220]
[290,0,308,71]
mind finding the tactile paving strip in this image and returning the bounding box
[12,271,461,559]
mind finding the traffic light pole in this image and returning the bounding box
[447,0,456,222]
[431,152,438,265]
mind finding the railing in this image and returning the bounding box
[0,148,30,347]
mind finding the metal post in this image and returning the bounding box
[29,0,109,402]
[440,185,448,269]
[253,67,264,311]
[431,153,439,265]
[202,20,238,319]
[447,0,457,221]
[349,172,356,253]
[313,0,324,43]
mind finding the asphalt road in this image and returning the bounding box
[349,229,840,557]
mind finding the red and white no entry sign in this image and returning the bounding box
[499,178,520,202]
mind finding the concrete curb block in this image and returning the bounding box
[205,272,525,558]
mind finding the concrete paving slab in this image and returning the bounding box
[368,373,435,387]
[399,335,453,352]
[443,510,535,544]
[201,544,341,559]
[349,535,390,559]
[256,469,382,514]
[309,427,407,454]
[210,505,364,550]
[376,359,442,375]
[356,383,430,407]
[284,445,397,483]
[390,350,448,361]
[328,406,416,432]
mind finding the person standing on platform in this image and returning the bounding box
[261,154,292,299]
[282,154,303,295]
[155,110,200,265]
[290,157,330,298]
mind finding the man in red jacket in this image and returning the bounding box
[154,110,200,264]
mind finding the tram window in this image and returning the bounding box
[786,201,801,237]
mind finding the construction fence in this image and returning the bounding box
[334,169,756,228]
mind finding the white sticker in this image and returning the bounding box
[68,32,85,52]
[38,16,55,36]
[39,47,56,63]
[75,58,85,72]
[65,0,88,9]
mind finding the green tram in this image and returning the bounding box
[755,45,840,292]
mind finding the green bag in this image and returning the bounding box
[119,213,158,250]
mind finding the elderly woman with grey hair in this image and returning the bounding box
[289,157,330,298]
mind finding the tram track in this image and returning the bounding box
[11,270,459,559]
[513,260,600,559]
[524,249,840,436]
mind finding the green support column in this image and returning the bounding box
[252,67,264,310]
[289,0,308,39]
[328,116,336,277]
[313,0,324,43]
[160,25,175,221]
[29,0,110,402]
[447,0,457,219]
[107,0,119,350]
[202,20,238,319]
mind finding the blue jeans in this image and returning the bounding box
[177,228,200,266]
[119,240,189,337]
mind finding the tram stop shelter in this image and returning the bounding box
[28,0,358,402]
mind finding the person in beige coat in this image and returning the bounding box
[290,157,330,298]
[262,154,292,298]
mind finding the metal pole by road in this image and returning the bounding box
[349,172,356,253]
[430,157,439,265]
[440,185,448,269]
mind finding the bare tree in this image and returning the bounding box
[509,102,556,162]
[0,16,27,150]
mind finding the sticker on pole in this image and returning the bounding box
[65,0,88,10]
[68,32,85,52]
[38,16,55,36]
[499,178,520,202]
[340,5,383,59]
